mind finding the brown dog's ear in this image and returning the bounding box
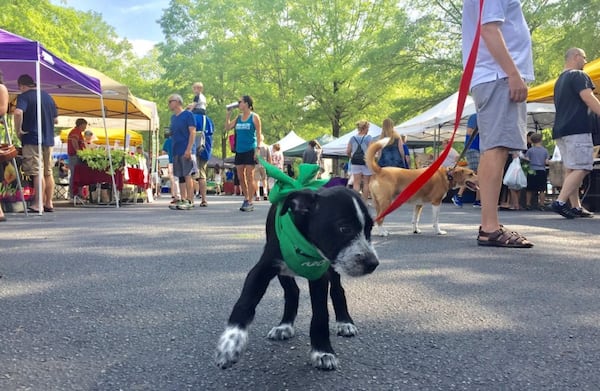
[280,190,318,216]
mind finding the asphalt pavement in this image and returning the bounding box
[1,194,599,390]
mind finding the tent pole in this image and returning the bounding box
[101,96,119,208]
[35,56,43,215]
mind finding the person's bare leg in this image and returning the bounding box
[238,165,251,202]
[31,175,42,211]
[525,191,533,208]
[558,168,588,209]
[244,166,256,203]
[199,178,207,204]
[44,174,54,209]
[509,189,520,209]
[362,176,371,201]
[185,176,194,202]
[479,147,508,233]
[352,173,362,197]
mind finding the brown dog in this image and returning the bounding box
[366,138,479,236]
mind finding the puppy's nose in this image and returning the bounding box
[363,255,379,274]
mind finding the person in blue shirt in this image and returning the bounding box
[13,74,58,214]
[161,129,180,204]
[167,94,196,210]
[193,112,214,207]
[452,113,481,207]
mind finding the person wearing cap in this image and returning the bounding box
[13,74,58,213]
[167,93,196,210]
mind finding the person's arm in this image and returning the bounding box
[13,108,25,139]
[0,84,8,116]
[580,88,600,116]
[346,138,353,157]
[185,124,196,159]
[225,110,237,131]
[253,113,262,153]
[480,21,528,102]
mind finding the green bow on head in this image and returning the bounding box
[258,156,331,280]
[258,156,329,204]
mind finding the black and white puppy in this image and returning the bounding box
[215,186,379,370]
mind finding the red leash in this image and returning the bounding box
[375,0,484,223]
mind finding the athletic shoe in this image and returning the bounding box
[551,201,578,219]
[176,200,193,210]
[571,207,594,218]
[472,200,481,208]
[239,200,249,211]
[245,202,255,211]
[451,195,463,208]
[169,199,181,210]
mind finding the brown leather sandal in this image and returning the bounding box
[477,226,533,248]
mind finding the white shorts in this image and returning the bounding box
[350,164,372,176]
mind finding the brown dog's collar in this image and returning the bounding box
[446,168,455,186]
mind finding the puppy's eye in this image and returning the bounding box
[339,225,353,235]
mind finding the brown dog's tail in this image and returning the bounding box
[365,137,389,175]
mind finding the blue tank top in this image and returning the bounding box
[235,113,257,153]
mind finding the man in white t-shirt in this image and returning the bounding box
[440,139,459,168]
[462,0,534,248]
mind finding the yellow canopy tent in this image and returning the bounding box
[52,64,153,121]
[528,58,600,103]
[60,128,143,146]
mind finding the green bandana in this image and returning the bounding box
[258,157,330,280]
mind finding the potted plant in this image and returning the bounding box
[77,148,138,175]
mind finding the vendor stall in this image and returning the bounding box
[72,165,146,203]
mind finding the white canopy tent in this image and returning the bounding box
[274,130,306,152]
[321,122,382,157]
[395,92,556,148]
[394,93,476,148]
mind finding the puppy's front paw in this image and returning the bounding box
[267,323,295,340]
[215,326,248,369]
[336,322,358,337]
[310,350,339,370]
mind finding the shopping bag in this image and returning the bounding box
[228,133,236,153]
[503,157,527,190]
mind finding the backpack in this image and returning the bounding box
[350,136,366,165]
[195,115,206,155]
[378,140,405,168]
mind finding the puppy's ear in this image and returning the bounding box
[280,190,318,216]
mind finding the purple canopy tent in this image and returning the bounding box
[0,29,120,211]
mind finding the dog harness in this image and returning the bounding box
[258,157,331,280]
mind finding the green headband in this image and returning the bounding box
[258,157,330,280]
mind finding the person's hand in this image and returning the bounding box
[17,129,28,139]
[508,75,528,102]
[184,150,191,160]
